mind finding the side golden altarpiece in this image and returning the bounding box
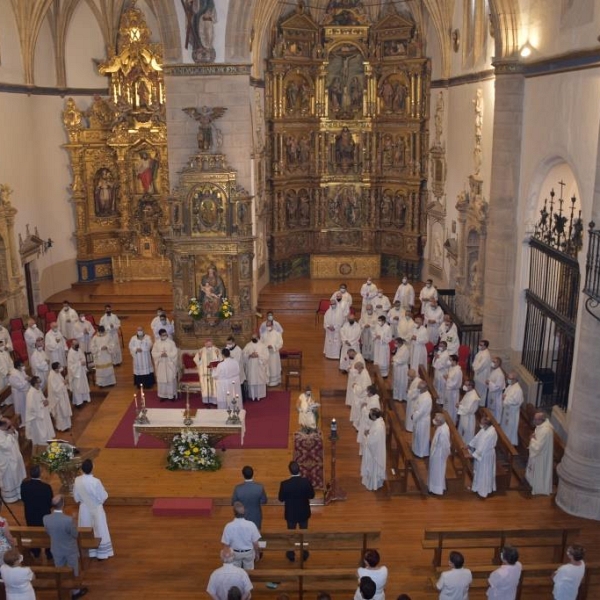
[63,4,169,283]
[266,1,430,281]
[163,108,255,347]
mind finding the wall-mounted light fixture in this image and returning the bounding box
[519,41,533,58]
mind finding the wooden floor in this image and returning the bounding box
[22,279,600,599]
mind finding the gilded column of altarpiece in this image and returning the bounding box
[63,5,169,282]
[266,1,430,281]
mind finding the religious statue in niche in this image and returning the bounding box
[395,191,407,225]
[335,127,356,173]
[134,150,160,194]
[327,47,364,117]
[286,190,298,227]
[378,75,409,114]
[181,0,217,63]
[285,77,311,114]
[286,135,299,167]
[381,189,393,227]
[394,136,406,167]
[182,106,227,152]
[383,39,407,57]
[329,186,361,227]
[93,168,118,217]
[323,0,368,26]
[298,189,311,227]
[191,185,223,233]
[382,134,394,168]
[198,264,226,319]
[239,254,251,279]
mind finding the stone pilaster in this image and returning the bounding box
[556,306,600,519]
[482,61,525,358]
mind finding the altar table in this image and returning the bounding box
[133,408,245,447]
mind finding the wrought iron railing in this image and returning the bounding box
[583,224,600,303]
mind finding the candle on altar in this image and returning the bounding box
[185,394,190,416]
[140,385,146,409]
[134,393,138,410]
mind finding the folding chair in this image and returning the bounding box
[284,350,303,390]
[9,318,24,332]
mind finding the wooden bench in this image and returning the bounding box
[442,409,474,494]
[430,562,600,599]
[11,526,101,571]
[250,566,358,597]
[423,526,581,568]
[0,565,82,600]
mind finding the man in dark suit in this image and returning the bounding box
[20,464,53,559]
[231,465,267,530]
[43,495,88,599]
[278,460,315,562]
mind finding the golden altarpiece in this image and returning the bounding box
[163,110,255,347]
[266,1,430,281]
[63,5,169,282]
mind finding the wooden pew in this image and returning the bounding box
[479,407,522,490]
[430,562,600,600]
[10,526,101,572]
[441,409,474,494]
[422,525,581,568]
[372,366,428,496]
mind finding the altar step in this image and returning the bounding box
[152,497,213,517]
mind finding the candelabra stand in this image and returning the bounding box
[324,418,347,505]
[183,387,193,426]
[226,395,242,425]
[134,386,150,424]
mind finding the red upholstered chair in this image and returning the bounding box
[37,303,49,320]
[9,318,24,332]
[458,344,471,373]
[10,329,24,344]
[179,352,200,384]
[11,339,28,363]
[426,342,435,366]
[315,299,330,325]
[85,314,98,329]
[44,311,57,327]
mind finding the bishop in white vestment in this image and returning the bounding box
[194,340,222,404]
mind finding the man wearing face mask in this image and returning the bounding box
[419,279,438,316]
[99,304,122,366]
[359,304,377,361]
[90,326,116,388]
[444,354,463,424]
[424,298,444,345]
[47,362,72,432]
[409,316,428,372]
[486,357,506,422]
[129,327,155,389]
[242,334,269,402]
[468,416,498,498]
[472,340,492,405]
[213,348,242,409]
[45,321,67,368]
[57,301,78,341]
[259,311,284,336]
[152,329,179,402]
[392,338,410,401]
[393,277,414,312]
[360,277,378,318]
[439,314,460,355]
[372,289,391,319]
[194,339,222,405]
[501,372,523,445]
[357,385,381,456]
[457,380,479,444]
[428,413,451,495]
[432,341,451,404]
[8,360,30,422]
[339,314,361,372]
[323,299,346,360]
[67,341,91,407]
[225,336,246,394]
[373,316,392,377]
[25,376,55,447]
[0,324,12,353]
[30,339,50,389]
[72,315,95,355]
[405,369,422,433]
[261,323,283,387]
[360,408,386,491]
[387,300,405,339]
[330,283,352,308]
[411,381,432,458]
[24,318,42,364]
[151,312,174,341]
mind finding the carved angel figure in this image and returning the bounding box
[182,106,227,152]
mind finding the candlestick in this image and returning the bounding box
[134,393,138,410]
[330,418,338,439]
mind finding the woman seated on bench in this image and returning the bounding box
[1,548,35,600]
[354,549,387,600]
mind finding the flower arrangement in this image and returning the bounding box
[218,297,234,320]
[36,442,75,473]
[167,430,221,471]
[188,297,202,320]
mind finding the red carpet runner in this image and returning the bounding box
[105,390,290,450]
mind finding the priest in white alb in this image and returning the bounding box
[439,314,460,355]
[344,348,363,406]
[25,377,55,447]
[90,326,116,388]
[391,338,410,401]
[0,417,26,503]
[501,372,524,445]
[411,381,432,458]
[405,369,422,433]
[47,362,72,432]
[44,322,67,368]
[339,315,361,371]
[359,277,378,318]
[387,300,404,339]
[424,298,444,345]
[486,357,506,422]
[358,305,378,361]
[419,279,438,315]
[99,305,122,365]
[409,316,429,372]
[151,330,178,402]
[428,413,451,495]
[444,354,463,423]
[212,348,242,409]
[361,408,386,491]
[349,362,371,428]
[67,341,91,407]
[72,315,95,354]
[323,299,346,360]
[57,301,78,341]
[194,339,222,405]
[457,380,479,444]
[242,334,269,402]
[526,411,554,495]
[357,385,381,455]
[129,327,155,389]
[393,277,415,311]
[432,341,451,405]
[372,316,392,377]
[472,339,491,405]
[468,416,497,498]
[261,322,283,386]
[30,340,50,389]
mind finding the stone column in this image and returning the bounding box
[482,61,525,357]
[556,293,600,519]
